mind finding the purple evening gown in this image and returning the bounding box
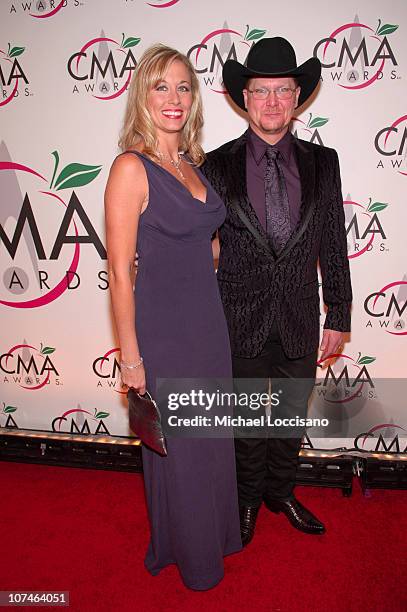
[128,151,241,590]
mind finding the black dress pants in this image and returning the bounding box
[232,323,317,506]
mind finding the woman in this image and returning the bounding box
[104,44,241,590]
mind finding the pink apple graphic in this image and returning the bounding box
[292,113,329,137]
[0,152,102,308]
[321,19,398,89]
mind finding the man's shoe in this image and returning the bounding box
[264,496,326,535]
[239,505,260,547]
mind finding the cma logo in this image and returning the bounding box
[1,192,106,262]
[315,353,375,403]
[187,25,266,92]
[92,348,126,394]
[364,280,407,335]
[67,33,140,99]
[1,153,106,308]
[0,343,60,390]
[313,18,399,89]
[354,424,407,453]
[344,198,388,259]
[0,44,31,104]
[9,1,81,19]
[52,407,110,434]
[375,115,407,175]
[0,51,29,86]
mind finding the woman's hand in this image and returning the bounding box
[121,364,146,395]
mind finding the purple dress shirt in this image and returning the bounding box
[246,128,302,233]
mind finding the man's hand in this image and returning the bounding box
[319,329,345,363]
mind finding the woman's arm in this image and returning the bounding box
[104,153,148,393]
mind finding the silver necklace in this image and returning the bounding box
[156,150,186,181]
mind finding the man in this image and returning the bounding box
[202,37,352,546]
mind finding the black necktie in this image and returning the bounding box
[264,146,291,253]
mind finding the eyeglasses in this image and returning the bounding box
[246,86,297,100]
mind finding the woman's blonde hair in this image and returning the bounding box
[119,44,205,166]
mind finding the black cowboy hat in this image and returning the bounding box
[223,37,321,110]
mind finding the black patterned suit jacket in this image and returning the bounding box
[202,130,352,359]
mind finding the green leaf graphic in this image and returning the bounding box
[367,202,388,213]
[357,356,376,365]
[122,37,141,49]
[95,411,109,419]
[41,346,55,355]
[308,117,329,129]
[54,163,102,190]
[245,29,267,41]
[377,24,398,36]
[9,46,25,58]
[4,406,17,413]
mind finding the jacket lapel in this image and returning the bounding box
[276,137,316,262]
[224,132,316,262]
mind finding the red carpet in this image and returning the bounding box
[1,462,406,612]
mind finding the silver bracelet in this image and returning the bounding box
[120,357,144,369]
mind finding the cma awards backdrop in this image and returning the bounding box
[1,0,406,456]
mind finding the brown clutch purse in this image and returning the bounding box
[127,388,167,456]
